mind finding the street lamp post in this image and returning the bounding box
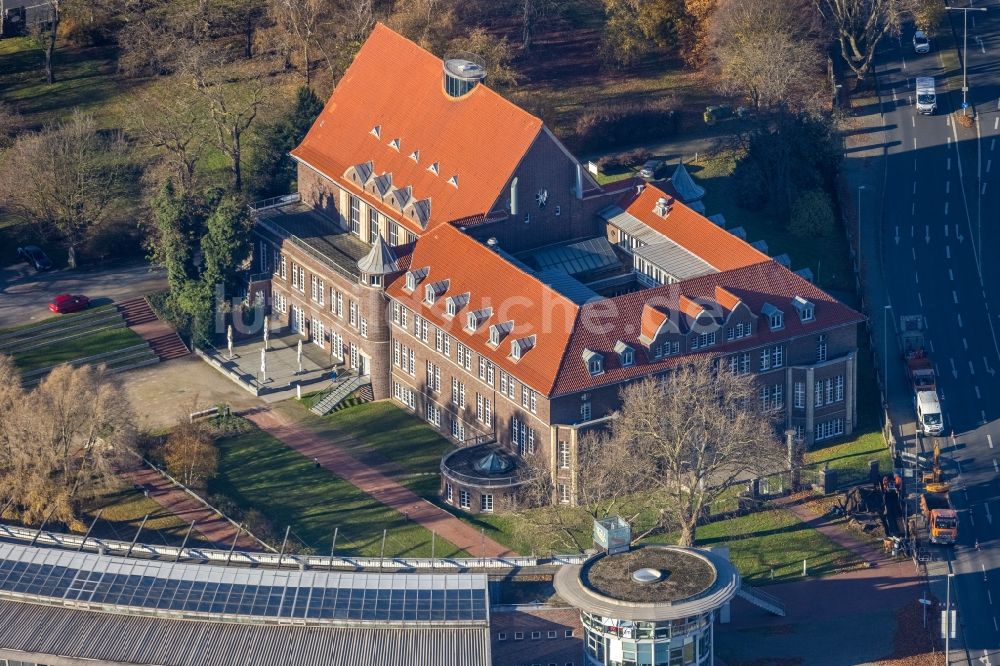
[945,572,954,663]
[946,6,988,116]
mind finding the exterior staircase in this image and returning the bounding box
[311,374,371,416]
[116,297,158,326]
[737,583,786,617]
[117,297,190,362]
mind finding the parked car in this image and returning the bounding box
[48,294,90,314]
[639,159,663,179]
[913,31,930,53]
[17,245,52,271]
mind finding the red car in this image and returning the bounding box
[48,294,90,314]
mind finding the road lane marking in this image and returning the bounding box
[989,434,994,448]
[971,513,976,526]
[947,246,952,259]
[994,617,999,632]
[951,358,958,377]
[948,115,952,127]
[946,223,950,236]
[996,117,999,131]
[954,290,959,303]
[987,503,993,524]
[989,159,993,173]
[950,269,955,280]
[990,590,994,606]
[963,337,969,349]
[958,313,963,327]
[912,201,916,215]
[984,183,989,195]
[948,157,952,170]
[914,137,918,150]
[918,292,923,307]
[992,138,996,151]
[976,385,981,398]
[994,458,998,471]
[912,116,916,127]
[915,272,920,284]
[946,181,951,194]
[970,360,975,375]
[912,247,917,260]
[929,340,935,353]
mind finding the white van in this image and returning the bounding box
[916,390,943,435]
[916,77,937,115]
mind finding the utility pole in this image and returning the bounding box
[947,6,988,116]
[945,572,954,663]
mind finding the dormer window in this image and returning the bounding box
[428,162,439,175]
[762,303,784,330]
[424,280,449,304]
[583,349,604,376]
[792,296,815,322]
[370,125,381,139]
[614,341,634,368]
[388,138,400,151]
[511,340,522,360]
[467,312,478,331]
[409,150,420,162]
[467,308,492,333]
[448,175,459,188]
[489,321,513,347]
[446,299,457,317]
[404,267,428,293]
[444,293,469,318]
[509,336,535,361]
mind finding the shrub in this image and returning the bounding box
[597,148,654,172]
[575,98,679,153]
[789,190,837,238]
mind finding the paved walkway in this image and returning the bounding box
[775,494,886,564]
[127,466,263,551]
[243,406,513,558]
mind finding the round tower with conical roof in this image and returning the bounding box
[355,235,400,400]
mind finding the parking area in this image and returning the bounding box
[0,261,166,330]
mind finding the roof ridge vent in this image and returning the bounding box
[370,125,381,139]
[653,196,672,218]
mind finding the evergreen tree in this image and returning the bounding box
[202,195,254,298]
[253,86,324,197]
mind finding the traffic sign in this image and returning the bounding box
[919,598,933,605]
[962,102,969,109]
[941,610,957,638]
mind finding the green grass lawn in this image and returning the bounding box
[279,400,454,499]
[12,326,144,372]
[805,431,891,489]
[0,303,117,336]
[691,150,855,294]
[84,487,215,548]
[209,424,466,557]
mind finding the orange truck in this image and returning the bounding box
[921,490,958,544]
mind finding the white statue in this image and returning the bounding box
[260,346,267,383]
[297,339,303,373]
[263,315,270,350]
[227,324,234,360]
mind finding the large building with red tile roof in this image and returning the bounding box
[251,24,864,512]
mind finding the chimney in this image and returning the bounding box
[510,177,518,216]
[575,164,584,200]
[486,237,499,251]
[636,183,645,195]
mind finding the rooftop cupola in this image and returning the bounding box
[443,52,486,98]
[357,234,399,288]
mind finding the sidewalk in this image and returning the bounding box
[127,466,261,551]
[243,406,513,558]
[776,495,885,564]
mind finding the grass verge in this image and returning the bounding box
[209,422,466,557]
[83,487,214,548]
[12,326,144,372]
[0,303,117,336]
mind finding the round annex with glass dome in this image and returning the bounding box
[554,544,741,666]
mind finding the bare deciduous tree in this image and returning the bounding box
[816,0,901,81]
[595,356,784,546]
[0,362,136,530]
[0,110,127,267]
[133,82,210,192]
[269,0,329,89]
[163,419,218,488]
[27,0,61,84]
[711,0,822,110]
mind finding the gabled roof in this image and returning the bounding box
[620,185,769,273]
[291,24,543,235]
[551,260,865,396]
[386,224,579,393]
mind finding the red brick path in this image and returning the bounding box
[127,467,261,551]
[243,407,513,558]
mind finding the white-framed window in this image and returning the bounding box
[815,418,844,441]
[580,401,591,421]
[476,393,492,426]
[446,482,453,502]
[368,208,380,245]
[349,195,360,236]
[825,378,834,404]
[690,331,716,349]
[522,386,531,409]
[456,343,471,370]
[770,311,784,330]
[426,361,441,392]
[817,334,828,362]
[413,315,429,343]
[794,381,805,408]
[360,317,368,338]
[558,483,570,504]
[728,352,750,375]
[310,275,319,302]
[334,290,343,317]
[489,326,501,346]
[312,318,325,348]
[443,333,451,357]
[654,339,680,359]
[760,348,771,371]
[772,345,784,368]
[480,494,493,512]
[349,301,358,328]
[279,253,287,279]
[801,304,815,322]
[558,441,570,469]
[459,489,470,510]
[814,380,823,407]
[390,222,400,246]
[620,347,634,367]
[773,383,783,409]
[587,356,603,375]
[835,375,844,402]
[425,402,441,426]
[272,290,287,314]
[530,391,537,413]
[451,417,465,441]
[452,377,465,408]
[330,329,343,360]
[479,357,488,381]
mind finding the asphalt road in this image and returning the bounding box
[0,261,166,330]
[874,5,1000,662]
